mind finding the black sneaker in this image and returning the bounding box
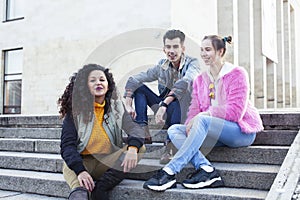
[182,168,224,189]
[143,169,177,191]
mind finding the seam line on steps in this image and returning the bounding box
[0,193,22,198]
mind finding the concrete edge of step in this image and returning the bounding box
[0,189,66,200]
[265,129,300,200]
[1,113,300,129]
[110,179,268,200]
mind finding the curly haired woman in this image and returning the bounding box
[58,64,145,200]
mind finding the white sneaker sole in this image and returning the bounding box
[182,177,223,189]
[147,179,177,191]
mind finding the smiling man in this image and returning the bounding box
[124,29,201,163]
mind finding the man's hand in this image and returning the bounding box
[155,106,166,124]
[78,171,95,192]
[125,97,136,119]
[121,147,138,173]
[155,95,174,124]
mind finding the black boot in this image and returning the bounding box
[68,187,89,200]
[91,168,125,200]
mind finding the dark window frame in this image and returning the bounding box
[3,0,24,22]
[3,79,22,114]
[2,48,23,114]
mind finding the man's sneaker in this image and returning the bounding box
[143,169,176,191]
[141,125,152,144]
[182,167,224,189]
[159,151,173,164]
[160,141,177,164]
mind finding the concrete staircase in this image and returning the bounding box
[0,113,299,199]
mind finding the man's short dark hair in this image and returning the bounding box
[163,29,185,44]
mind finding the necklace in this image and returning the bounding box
[209,82,215,99]
[208,66,221,99]
[208,63,224,100]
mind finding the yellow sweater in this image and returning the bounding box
[81,101,112,155]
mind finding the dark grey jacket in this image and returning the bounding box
[124,54,201,122]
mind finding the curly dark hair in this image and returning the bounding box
[57,64,116,123]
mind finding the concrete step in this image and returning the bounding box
[144,144,289,165]
[0,115,298,146]
[148,112,300,130]
[0,113,297,199]
[253,130,298,146]
[0,128,297,148]
[0,152,62,172]
[0,113,299,129]
[110,179,268,200]
[0,138,60,153]
[0,189,66,200]
[0,128,61,139]
[0,152,279,191]
[0,140,288,168]
[0,115,61,128]
[128,159,280,190]
[0,169,68,198]
[259,112,300,130]
[0,168,268,200]
[149,129,298,146]
[205,145,288,165]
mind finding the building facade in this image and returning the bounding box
[0,0,299,115]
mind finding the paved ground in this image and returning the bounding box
[292,179,300,200]
[0,190,66,200]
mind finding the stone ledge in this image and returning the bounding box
[266,130,300,200]
[110,179,268,200]
[0,139,60,153]
[0,169,68,198]
[0,189,66,200]
[0,128,61,139]
[127,159,280,190]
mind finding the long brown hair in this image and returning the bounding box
[57,64,116,123]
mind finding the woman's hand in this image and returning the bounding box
[78,171,95,192]
[186,117,195,136]
[186,112,210,135]
[121,147,138,173]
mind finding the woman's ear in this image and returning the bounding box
[218,48,224,57]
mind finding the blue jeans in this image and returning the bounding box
[166,114,256,174]
[133,85,181,129]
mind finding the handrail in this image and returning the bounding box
[265,129,300,200]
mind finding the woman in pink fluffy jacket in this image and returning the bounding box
[143,35,264,192]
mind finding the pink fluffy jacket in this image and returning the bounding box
[185,66,264,133]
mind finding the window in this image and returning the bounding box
[3,49,23,114]
[5,0,24,21]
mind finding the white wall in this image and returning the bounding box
[0,0,172,114]
[171,0,218,69]
[1,0,299,114]
[291,0,300,107]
